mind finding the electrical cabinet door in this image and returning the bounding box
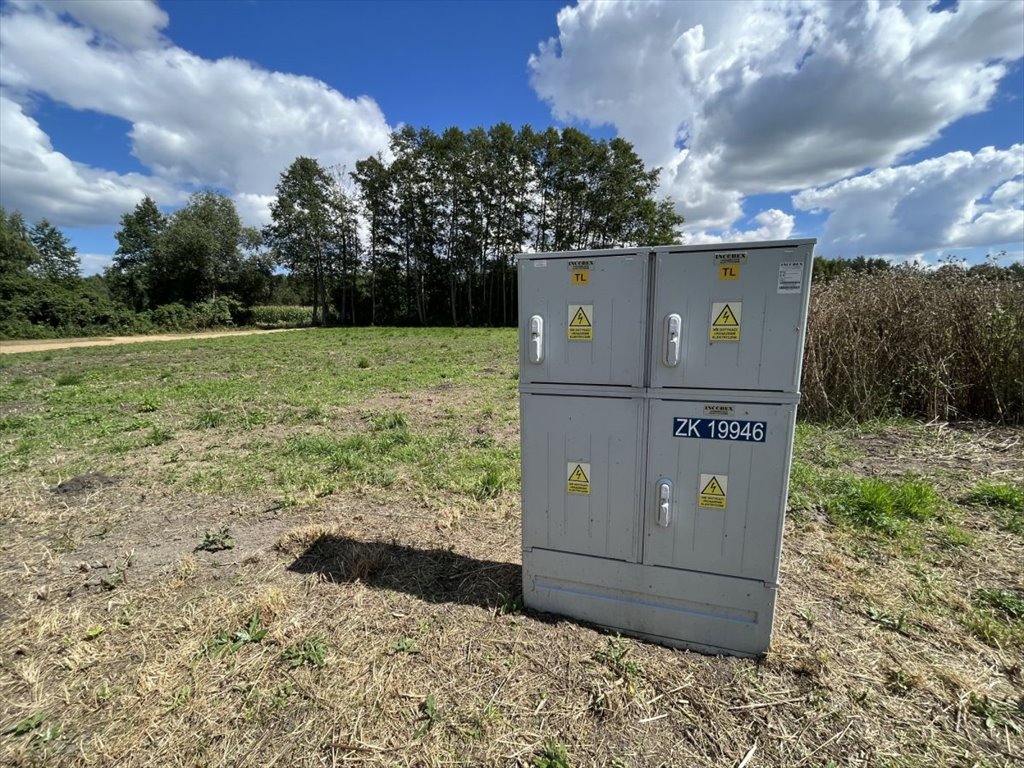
[521,394,643,563]
[643,397,796,583]
[518,252,648,387]
[650,243,814,392]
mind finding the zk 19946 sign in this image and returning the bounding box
[672,417,766,443]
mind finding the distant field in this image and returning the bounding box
[0,328,1021,767]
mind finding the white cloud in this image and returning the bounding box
[0,1,392,228]
[991,180,1024,209]
[793,145,1024,256]
[685,208,795,245]
[79,252,115,276]
[530,0,1024,239]
[0,95,178,226]
[233,193,275,229]
[11,0,169,48]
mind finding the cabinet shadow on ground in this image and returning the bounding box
[286,533,524,612]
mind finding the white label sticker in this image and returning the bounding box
[704,404,735,417]
[534,260,548,268]
[778,262,803,294]
[714,252,747,264]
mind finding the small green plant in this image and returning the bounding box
[827,476,941,536]
[974,588,1024,620]
[2,712,46,737]
[196,526,235,553]
[55,373,83,386]
[391,637,420,654]
[53,529,79,553]
[594,636,643,684]
[866,607,915,635]
[369,411,408,431]
[967,694,1023,733]
[163,684,192,713]
[281,636,327,668]
[208,609,269,656]
[98,552,133,591]
[495,592,523,616]
[84,625,104,640]
[95,681,123,703]
[797,608,818,627]
[964,481,1024,511]
[474,460,511,500]
[939,524,974,549]
[885,667,920,693]
[532,739,570,768]
[357,357,371,369]
[192,408,229,429]
[414,694,440,738]
[144,425,174,447]
[268,682,294,711]
[137,397,159,413]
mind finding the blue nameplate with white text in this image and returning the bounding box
[672,417,767,442]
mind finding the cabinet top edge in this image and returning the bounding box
[517,238,816,260]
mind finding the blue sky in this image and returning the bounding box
[1,0,1022,274]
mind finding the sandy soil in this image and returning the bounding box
[0,327,310,354]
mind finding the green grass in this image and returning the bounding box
[826,476,942,537]
[964,481,1024,535]
[0,328,520,502]
[963,589,1024,649]
[964,481,1024,511]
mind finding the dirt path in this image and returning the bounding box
[0,327,310,354]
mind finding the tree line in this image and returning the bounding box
[3,122,1021,339]
[1,124,683,336]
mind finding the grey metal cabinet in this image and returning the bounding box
[520,393,644,563]
[650,243,814,392]
[643,397,796,583]
[518,239,814,657]
[517,250,648,387]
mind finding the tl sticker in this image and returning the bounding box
[568,304,593,341]
[567,462,591,495]
[710,302,741,342]
[698,473,727,509]
[568,259,593,286]
[718,264,740,281]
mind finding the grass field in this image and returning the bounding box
[0,328,1021,767]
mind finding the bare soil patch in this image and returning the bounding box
[0,327,309,354]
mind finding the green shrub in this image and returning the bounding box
[249,305,312,328]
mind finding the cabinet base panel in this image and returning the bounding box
[522,548,777,657]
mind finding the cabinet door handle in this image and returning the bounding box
[529,315,544,363]
[656,479,672,527]
[664,314,682,367]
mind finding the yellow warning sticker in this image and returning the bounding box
[569,259,592,285]
[710,301,741,342]
[718,264,740,281]
[567,462,591,495]
[698,473,727,509]
[568,304,593,341]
